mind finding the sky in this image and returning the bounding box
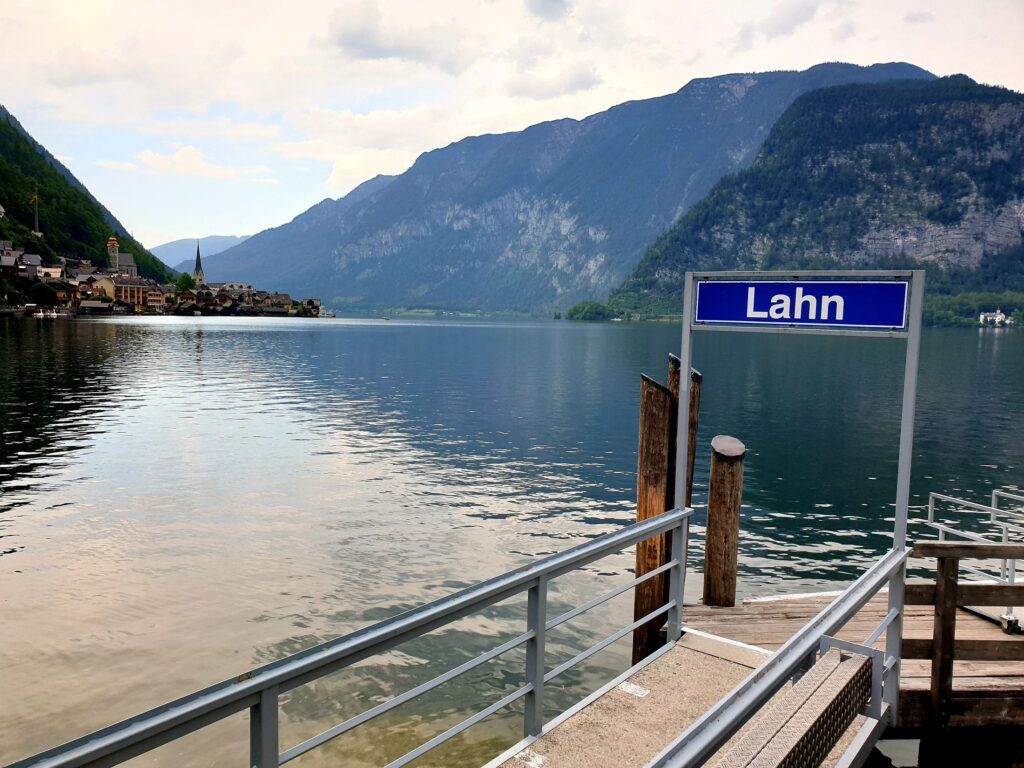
[1,0,1022,248]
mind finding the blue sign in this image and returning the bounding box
[694,280,908,330]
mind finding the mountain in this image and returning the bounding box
[209,62,934,311]
[0,104,172,281]
[610,76,1024,316]
[151,235,250,273]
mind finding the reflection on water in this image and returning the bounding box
[1,317,1021,765]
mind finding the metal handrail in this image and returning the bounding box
[10,507,693,768]
[925,490,1022,628]
[646,546,909,768]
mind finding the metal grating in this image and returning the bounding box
[712,650,872,768]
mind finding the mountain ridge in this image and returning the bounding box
[609,75,1024,316]
[208,62,935,310]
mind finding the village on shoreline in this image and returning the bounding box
[0,235,324,318]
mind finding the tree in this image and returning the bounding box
[176,272,196,293]
[28,281,58,306]
[566,300,615,321]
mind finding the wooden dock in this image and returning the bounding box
[684,593,1024,730]
[496,591,1024,768]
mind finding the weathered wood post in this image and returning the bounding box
[703,435,745,608]
[632,356,702,663]
[632,374,674,664]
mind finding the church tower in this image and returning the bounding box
[194,241,205,286]
[107,236,119,272]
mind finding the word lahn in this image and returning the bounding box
[746,287,845,321]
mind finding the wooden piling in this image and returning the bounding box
[632,374,674,664]
[632,356,703,662]
[666,354,702,507]
[703,435,745,608]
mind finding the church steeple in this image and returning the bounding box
[194,241,205,286]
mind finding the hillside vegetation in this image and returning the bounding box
[0,107,171,281]
[611,76,1024,316]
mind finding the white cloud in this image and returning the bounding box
[140,117,282,143]
[507,63,601,99]
[326,1,475,74]
[96,159,140,172]
[138,146,273,182]
[831,20,857,42]
[733,0,823,52]
[904,11,935,24]
[0,0,1019,245]
[525,0,571,21]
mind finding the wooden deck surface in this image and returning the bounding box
[683,593,1024,729]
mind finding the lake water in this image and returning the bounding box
[1,317,1021,766]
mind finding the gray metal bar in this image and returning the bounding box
[833,704,890,768]
[250,687,278,768]
[865,608,900,646]
[647,547,908,768]
[524,578,547,737]
[278,630,533,764]
[675,273,694,631]
[692,324,908,338]
[884,269,923,720]
[545,559,677,632]
[383,684,532,768]
[666,519,684,641]
[544,601,675,684]
[12,507,691,768]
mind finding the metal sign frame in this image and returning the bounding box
[673,268,924,715]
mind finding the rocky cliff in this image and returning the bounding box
[208,63,934,311]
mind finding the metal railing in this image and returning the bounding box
[925,490,1023,631]
[646,546,909,768]
[9,507,693,768]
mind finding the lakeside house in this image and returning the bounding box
[979,309,1015,326]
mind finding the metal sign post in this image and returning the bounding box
[672,269,924,717]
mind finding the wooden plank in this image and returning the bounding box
[903,638,1024,661]
[912,542,1024,559]
[898,689,1024,728]
[905,581,1024,606]
[632,375,674,664]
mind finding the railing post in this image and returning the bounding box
[667,517,684,641]
[703,435,745,607]
[883,563,905,719]
[250,687,279,768]
[524,577,547,738]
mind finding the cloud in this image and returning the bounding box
[96,160,140,172]
[140,117,282,143]
[507,63,601,99]
[137,146,273,182]
[525,0,571,21]
[831,20,856,42]
[326,1,474,74]
[904,11,934,24]
[733,0,821,52]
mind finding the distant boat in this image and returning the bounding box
[321,309,336,318]
[383,316,390,321]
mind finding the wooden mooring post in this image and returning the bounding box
[703,435,745,608]
[632,356,701,664]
